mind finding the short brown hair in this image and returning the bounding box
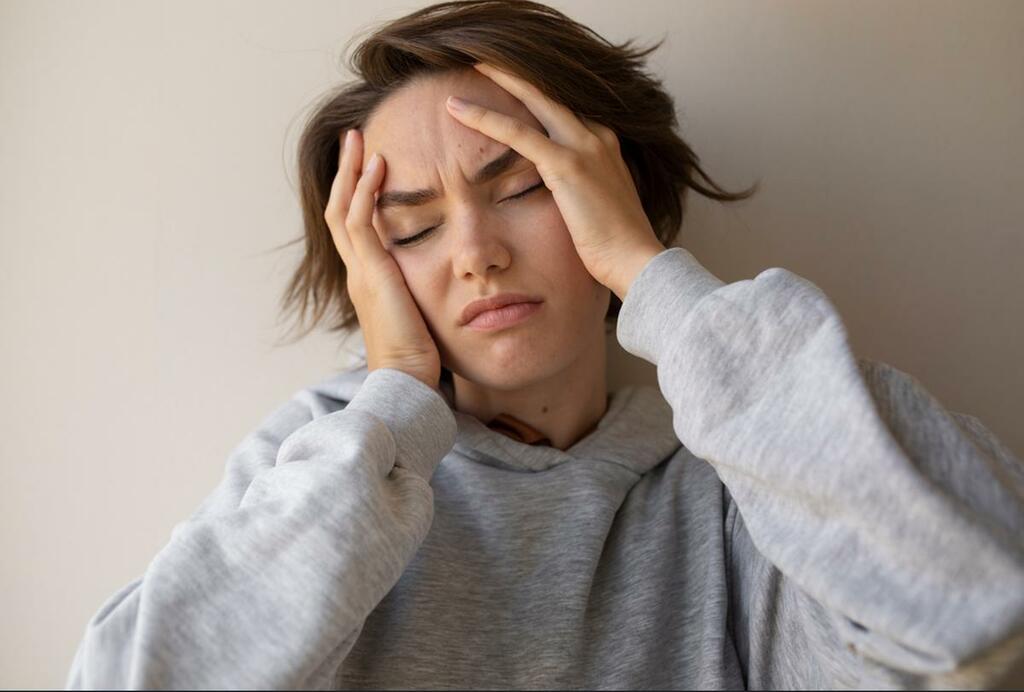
[271,0,759,346]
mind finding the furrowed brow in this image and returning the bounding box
[375,147,524,211]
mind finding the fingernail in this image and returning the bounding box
[367,152,380,173]
[447,96,469,112]
[345,129,355,147]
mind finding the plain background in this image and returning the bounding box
[2,0,1022,687]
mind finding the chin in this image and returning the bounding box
[446,337,572,392]
[439,305,604,390]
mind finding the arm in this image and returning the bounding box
[616,247,1024,688]
[65,368,456,690]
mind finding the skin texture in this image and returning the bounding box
[360,68,612,451]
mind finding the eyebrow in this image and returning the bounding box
[375,147,525,211]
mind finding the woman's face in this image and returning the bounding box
[361,68,610,389]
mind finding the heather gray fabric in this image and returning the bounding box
[65,247,1024,690]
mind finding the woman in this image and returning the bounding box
[66,1,1024,689]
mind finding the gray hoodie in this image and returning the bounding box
[65,247,1024,689]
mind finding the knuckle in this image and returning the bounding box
[585,120,618,149]
[561,149,586,175]
[505,117,529,139]
[599,126,620,150]
[582,130,605,154]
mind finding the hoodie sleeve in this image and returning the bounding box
[64,367,457,690]
[615,246,1024,689]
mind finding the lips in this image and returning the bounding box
[459,292,544,326]
[465,301,542,331]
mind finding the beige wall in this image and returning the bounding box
[2,0,1021,686]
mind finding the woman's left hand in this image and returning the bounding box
[446,62,666,301]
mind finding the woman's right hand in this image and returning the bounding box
[324,128,442,392]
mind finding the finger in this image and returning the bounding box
[581,118,620,151]
[446,96,564,177]
[345,151,388,261]
[337,128,363,212]
[325,130,359,264]
[471,61,594,149]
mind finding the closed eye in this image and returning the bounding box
[392,181,548,248]
[503,180,546,203]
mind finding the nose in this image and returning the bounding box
[450,206,512,281]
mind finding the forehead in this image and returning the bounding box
[361,68,541,173]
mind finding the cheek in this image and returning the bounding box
[527,204,587,271]
[527,207,606,316]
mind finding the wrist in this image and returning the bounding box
[610,242,666,302]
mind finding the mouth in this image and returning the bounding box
[463,301,543,332]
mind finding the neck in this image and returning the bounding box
[451,333,609,452]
